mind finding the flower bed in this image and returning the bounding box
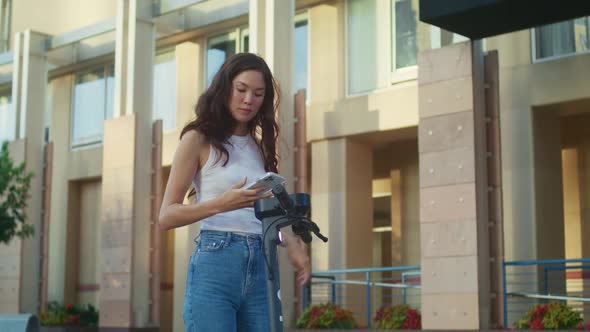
[296,303,358,329]
[374,304,421,330]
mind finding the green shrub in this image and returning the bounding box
[296,303,357,329]
[515,302,582,330]
[41,301,99,327]
[374,304,421,329]
[0,141,34,245]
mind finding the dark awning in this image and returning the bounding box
[419,0,590,39]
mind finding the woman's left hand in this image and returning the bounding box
[284,235,311,286]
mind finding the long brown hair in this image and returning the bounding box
[181,53,280,173]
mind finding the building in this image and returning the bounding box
[0,0,589,330]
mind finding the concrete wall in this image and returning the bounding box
[373,139,420,266]
[77,180,102,307]
[486,31,590,261]
[12,0,117,37]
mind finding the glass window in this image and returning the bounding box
[206,32,237,86]
[0,0,11,52]
[206,27,250,86]
[393,0,418,70]
[347,0,380,94]
[347,0,470,93]
[240,28,250,55]
[105,65,114,120]
[71,65,114,147]
[153,50,177,132]
[534,16,589,61]
[0,89,13,143]
[294,18,308,93]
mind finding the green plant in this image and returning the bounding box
[374,304,421,329]
[0,141,34,245]
[41,301,99,327]
[515,302,582,330]
[296,303,357,329]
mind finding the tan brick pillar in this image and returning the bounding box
[100,0,154,327]
[418,41,491,329]
[10,30,49,315]
[310,138,374,324]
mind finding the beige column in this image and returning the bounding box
[250,0,298,325]
[11,30,48,314]
[171,40,203,332]
[532,110,565,260]
[46,75,73,305]
[308,3,345,106]
[577,138,590,258]
[248,0,265,56]
[579,139,590,316]
[100,0,154,327]
[418,41,491,329]
[311,138,373,321]
[562,148,582,260]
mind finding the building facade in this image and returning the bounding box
[0,0,589,330]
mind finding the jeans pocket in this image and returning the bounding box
[197,234,228,253]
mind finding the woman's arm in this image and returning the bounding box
[281,231,311,286]
[158,130,264,231]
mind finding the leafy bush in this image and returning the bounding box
[296,303,357,329]
[0,141,34,245]
[515,302,582,330]
[41,301,99,327]
[374,304,421,329]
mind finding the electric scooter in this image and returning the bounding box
[254,183,328,332]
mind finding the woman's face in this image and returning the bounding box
[228,70,266,132]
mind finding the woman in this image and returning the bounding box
[158,53,311,332]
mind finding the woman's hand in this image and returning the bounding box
[284,233,311,286]
[217,177,271,212]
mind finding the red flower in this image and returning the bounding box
[65,304,73,310]
[529,318,545,330]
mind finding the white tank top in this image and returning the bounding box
[193,134,267,234]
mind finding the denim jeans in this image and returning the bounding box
[183,230,270,332]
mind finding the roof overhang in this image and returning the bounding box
[419,0,590,39]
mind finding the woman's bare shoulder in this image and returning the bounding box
[181,129,206,144]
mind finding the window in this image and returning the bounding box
[153,49,176,132]
[533,16,589,61]
[0,0,11,52]
[71,65,114,147]
[206,20,308,94]
[347,0,468,94]
[0,88,13,143]
[392,0,418,70]
[206,27,249,86]
[294,15,308,93]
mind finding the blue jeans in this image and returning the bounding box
[183,230,270,332]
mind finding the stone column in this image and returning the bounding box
[11,30,48,315]
[311,138,373,323]
[100,0,154,327]
[172,40,202,332]
[418,41,491,329]
[250,0,298,325]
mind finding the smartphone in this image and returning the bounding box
[246,172,286,194]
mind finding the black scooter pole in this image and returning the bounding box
[262,216,284,332]
[256,190,325,332]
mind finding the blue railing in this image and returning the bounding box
[301,265,421,328]
[502,258,590,328]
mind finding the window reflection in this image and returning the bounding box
[71,65,114,147]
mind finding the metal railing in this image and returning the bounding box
[301,265,421,328]
[503,258,590,328]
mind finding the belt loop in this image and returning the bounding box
[225,231,232,244]
[193,233,201,244]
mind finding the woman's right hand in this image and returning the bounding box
[217,177,271,212]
